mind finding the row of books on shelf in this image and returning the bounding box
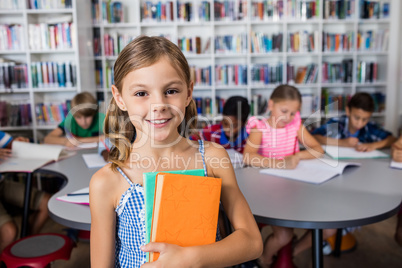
[95,62,114,89]
[288,0,319,20]
[194,96,226,115]
[250,0,284,21]
[323,0,355,19]
[321,89,385,113]
[214,0,247,21]
[0,101,31,127]
[250,32,283,53]
[190,66,212,86]
[356,61,378,83]
[322,31,354,52]
[215,64,247,86]
[90,0,393,25]
[31,61,76,88]
[28,22,74,51]
[359,0,389,19]
[215,34,247,54]
[0,0,72,10]
[178,37,202,54]
[0,24,24,51]
[141,1,174,22]
[287,63,318,84]
[103,33,135,57]
[251,63,284,85]
[36,101,71,125]
[91,1,123,24]
[28,0,72,9]
[0,62,28,91]
[357,29,389,51]
[287,31,318,53]
[322,59,353,83]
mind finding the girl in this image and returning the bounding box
[243,84,324,267]
[89,36,262,267]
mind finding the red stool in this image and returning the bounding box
[0,233,74,268]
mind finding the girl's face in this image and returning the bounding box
[268,99,300,128]
[112,57,193,144]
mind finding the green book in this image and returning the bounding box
[143,169,205,261]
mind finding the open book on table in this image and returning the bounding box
[0,141,76,173]
[324,145,388,159]
[82,153,107,168]
[56,187,89,205]
[260,158,361,184]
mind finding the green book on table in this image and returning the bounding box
[143,169,205,261]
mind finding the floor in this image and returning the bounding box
[27,213,402,268]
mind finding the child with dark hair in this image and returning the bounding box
[313,92,395,151]
[194,96,250,153]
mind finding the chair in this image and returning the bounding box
[0,233,74,268]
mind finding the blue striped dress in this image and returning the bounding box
[114,140,213,267]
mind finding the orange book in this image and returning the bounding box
[150,173,222,262]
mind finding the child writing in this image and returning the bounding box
[192,95,250,153]
[0,131,50,252]
[242,84,324,267]
[44,92,105,147]
[89,36,262,267]
[312,92,395,151]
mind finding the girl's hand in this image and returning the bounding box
[282,155,300,169]
[140,242,193,267]
[0,148,12,161]
[355,143,376,152]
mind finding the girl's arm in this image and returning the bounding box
[297,125,324,159]
[142,145,263,268]
[89,168,117,268]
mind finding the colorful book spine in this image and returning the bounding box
[0,101,32,127]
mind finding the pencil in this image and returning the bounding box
[100,138,110,152]
[67,193,89,196]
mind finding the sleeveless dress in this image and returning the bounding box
[114,140,213,267]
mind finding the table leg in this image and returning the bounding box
[333,228,343,257]
[312,229,323,268]
[21,172,32,238]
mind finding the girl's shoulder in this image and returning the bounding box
[90,163,123,202]
[245,116,268,133]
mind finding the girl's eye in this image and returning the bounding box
[166,89,178,95]
[134,91,147,97]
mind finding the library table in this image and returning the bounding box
[41,149,98,231]
[234,157,402,268]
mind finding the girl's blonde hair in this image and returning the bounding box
[270,84,302,104]
[105,35,198,170]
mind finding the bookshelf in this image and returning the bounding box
[90,0,399,133]
[0,0,95,142]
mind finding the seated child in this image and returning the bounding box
[44,92,105,147]
[193,96,250,153]
[392,136,402,246]
[243,85,324,267]
[0,131,50,252]
[312,92,395,151]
